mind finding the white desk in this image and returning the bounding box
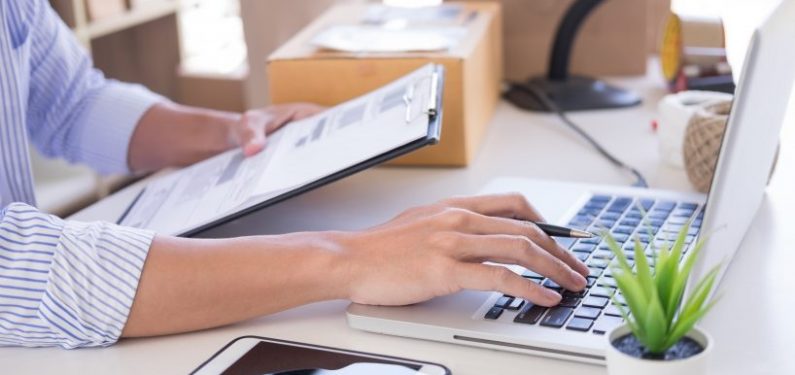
[3,68,794,374]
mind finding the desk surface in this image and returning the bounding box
[3,66,794,375]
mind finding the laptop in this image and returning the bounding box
[346,0,795,364]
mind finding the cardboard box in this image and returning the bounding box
[648,0,672,53]
[463,0,648,80]
[177,65,247,113]
[267,2,503,166]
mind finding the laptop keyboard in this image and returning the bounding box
[482,194,704,335]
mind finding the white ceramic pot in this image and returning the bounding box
[605,324,712,375]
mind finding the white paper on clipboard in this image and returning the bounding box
[119,64,442,236]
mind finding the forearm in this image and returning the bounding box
[128,102,241,173]
[121,232,349,337]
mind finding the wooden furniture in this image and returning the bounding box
[48,0,183,99]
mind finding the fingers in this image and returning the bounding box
[455,263,562,306]
[448,233,586,291]
[265,103,326,134]
[237,104,326,157]
[239,111,268,157]
[440,193,545,222]
[430,208,589,278]
[468,214,590,277]
[263,109,298,134]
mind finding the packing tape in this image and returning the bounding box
[657,90,733,168]
[661,14,727,83]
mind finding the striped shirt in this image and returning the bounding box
[1,0,163,348]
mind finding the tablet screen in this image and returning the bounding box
[222,340,422,375]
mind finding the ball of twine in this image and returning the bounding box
[683,100,732,193]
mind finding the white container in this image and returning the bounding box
[657,91,733,168]
[606,324,712,375]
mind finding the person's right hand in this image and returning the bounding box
[334,194,590,307]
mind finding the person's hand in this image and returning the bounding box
[334,194,591,307]
[231,103,326,157]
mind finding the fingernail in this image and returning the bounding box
[572,272,587,289]
[543,288,562,304]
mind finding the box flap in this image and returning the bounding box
[268,2,500,62]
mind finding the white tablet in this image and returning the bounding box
[191,336,451,375]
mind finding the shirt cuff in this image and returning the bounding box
[78,82,166,175]
[46,219,155,348]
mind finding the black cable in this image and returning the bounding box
[511,83,650,188]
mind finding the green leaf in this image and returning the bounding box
[612,270,650,333]
[664,297,719,349]
[680,265,721,319]
[666,236,708,321]
[655,223,691,321]
[604,234,632,275]
[640,288,669,353]
[633,237,654,301]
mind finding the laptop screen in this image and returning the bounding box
[696,0,795,284]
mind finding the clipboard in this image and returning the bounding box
[118,64,444,237]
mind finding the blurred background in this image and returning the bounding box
[38,0,771,217]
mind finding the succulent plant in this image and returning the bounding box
[603,222,720,354]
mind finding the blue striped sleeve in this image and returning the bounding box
[24,0,164,175]
[0,202,154,348]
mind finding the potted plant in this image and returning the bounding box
[602,223,720,375]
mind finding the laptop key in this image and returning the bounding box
[637,199,655,211]
[485,306,503,320]
[574,252,589,262]
[604,304,623,317]
[559,296,581,308]
[587,267,603,277]
[587,258,609,269]
[574,306,602,319]
[589,195,611,203]
[495,296,515,309]
[612,225,635,235]
[514,304,547,325]
[593,316,623,335]
[540,307,574,328]
[590,286,615,298]
[566,317,594,332]
[522,270,543,279]
[556,237,577,249]
[619,218,640,227]
[592,250,614,260]
[507,298,525,310]
[597,219,617,228]
[563,289,587,298]
[598,277,617,288]
[667,216,690,225]
[579,237,601,245]
[672,208,695,218]
[606,197,632,213]
[571,241,596,253]
[543,279,561,290]
[678,202,698,210]
[625,211,642,219]
[582,296,609,308]
[655,201,676,211]
[611,233,629,243]
[648,211,669,220]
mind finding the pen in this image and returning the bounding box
[533,222,594,239]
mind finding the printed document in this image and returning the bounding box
[120,64,438,235]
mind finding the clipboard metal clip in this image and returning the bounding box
[403,71,440,124]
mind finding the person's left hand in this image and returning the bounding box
[231,103,326,157]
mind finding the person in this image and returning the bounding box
[0,0,588,349]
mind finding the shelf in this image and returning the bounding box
[84,0,180,39]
